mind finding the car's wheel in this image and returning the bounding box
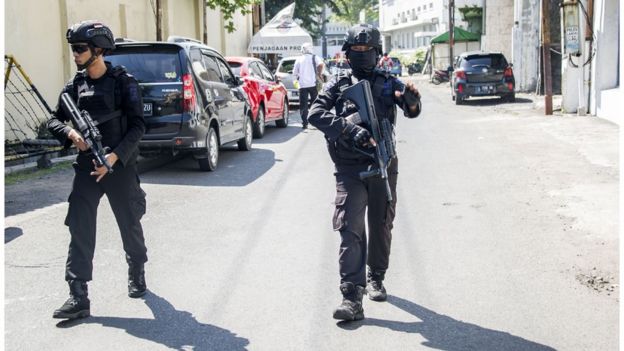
[252,106,265,138]
[198,126,218,171]
[455,95,463,105]
[275,99,289,128]
[237,115,253,151]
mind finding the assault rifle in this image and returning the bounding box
[60,93,113,174]
[341,80,396,202]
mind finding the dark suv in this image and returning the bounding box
[106,36,253,171]
[450,51,515,105]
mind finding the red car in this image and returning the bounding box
[226,57,289,138]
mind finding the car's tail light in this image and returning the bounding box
[182,73,196,112]
[507,82,514,91]
[455,70,466,80]
[457,83,464,94]
[504,67,513,78]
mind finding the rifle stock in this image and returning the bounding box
[60,93,113,174]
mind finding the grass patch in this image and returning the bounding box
[5,161,73,185]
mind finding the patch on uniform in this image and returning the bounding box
[128,84,139,102]
[382,81,392,96]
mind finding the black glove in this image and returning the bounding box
[344,121,371,148]
[402,87,421,106]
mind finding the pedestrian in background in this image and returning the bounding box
[378,52,394,72]
[308,24,422,321]
[293,42,324,129]
[47,20,148,320]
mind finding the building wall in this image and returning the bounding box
[512,0,540,92]
[590,0,620,123]
[481,0,514,60]
[4,0,253,140]
[379,0,483,53]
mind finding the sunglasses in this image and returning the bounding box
[71,44,90,54]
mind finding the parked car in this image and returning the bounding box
[450,51,515,105]
[326,58,351,75]
[274,56,331,107]
[390,57,402,76]
[106,36,252,171]
[226,56,289,138]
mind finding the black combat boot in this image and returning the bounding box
[53,280,90,319]
[333,282,365,321]
[127,258,147,298]
[366,270,387,301]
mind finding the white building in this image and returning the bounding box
[313,21,351,58]
[378,0,483,53]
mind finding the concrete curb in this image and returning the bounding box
[4,155,76,175]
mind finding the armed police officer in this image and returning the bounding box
[48,20,148,320]
[308,24,422,321]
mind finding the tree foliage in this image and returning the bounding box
[206,0,260,33]
[264,0,376,39]
[330,0,378,25]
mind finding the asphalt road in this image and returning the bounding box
[4,76,619,350]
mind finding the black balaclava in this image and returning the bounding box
[347,49,378,78]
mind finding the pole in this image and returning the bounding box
[541,0,553,115]
[202,0,208,44]
[449,0,454,69]
[321,5,327,58]
[156,0,162,41]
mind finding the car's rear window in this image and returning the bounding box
[278,60,295,74]
[106,46,182,83]
[391,58,401,65]
[462,54,508,69]
[228,62,242,76]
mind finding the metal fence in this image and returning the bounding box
[4,54,62,166]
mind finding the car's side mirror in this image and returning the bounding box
[235,76,244,86]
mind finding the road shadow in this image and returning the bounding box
[255,123,302,144]
[338,295,556,351]
[56,291,249,351]
[4,227,23,243]
[140,146,276,187]
[459,97,533,106]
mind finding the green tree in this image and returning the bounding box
[265,0,377,38]
[330,0,378,25]
[206,0,260,33]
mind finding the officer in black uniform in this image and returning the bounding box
[48,20,148,320]
[308,24,422,321]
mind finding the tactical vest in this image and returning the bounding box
[335,70,397,126]
[72,65,126,133]
[330,70,397,166]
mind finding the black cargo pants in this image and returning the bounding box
[64,159,147,282]
[299,86,318,127]
[332,158,398,288]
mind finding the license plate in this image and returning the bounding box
[291,91,299,97]
[143,103,153,116]
[476,85,494,93]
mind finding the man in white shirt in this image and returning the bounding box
[293,42,324,129]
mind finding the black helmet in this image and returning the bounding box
[66,20,115,50]
[341,24,382,52]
